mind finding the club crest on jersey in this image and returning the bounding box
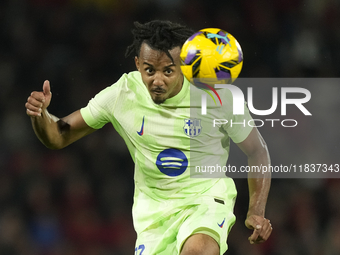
[183,118,202,138]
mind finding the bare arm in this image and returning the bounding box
[26,80,96,149]
[236,127,272,244]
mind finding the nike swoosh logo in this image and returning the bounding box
[137,116,145,136]
[217,218,226,228]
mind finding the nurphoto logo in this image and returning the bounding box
[200,84,312,128]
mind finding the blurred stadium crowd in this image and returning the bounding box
[0,0,340,254]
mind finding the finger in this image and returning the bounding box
[26,108,41,117]
[43,80,51,96]
[27,91,45,103]
[27,96,44,108]
[25,101,42,112]
[25,99,42,113]
[258,219,271,234]
[248,226,261,244]
[253,221,272,244]
[246,217,261,243]
[256,221,269,238]
[261,222,273,242]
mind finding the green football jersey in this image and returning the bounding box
[80,71,253,202]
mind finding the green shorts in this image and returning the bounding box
[133,179,237,255]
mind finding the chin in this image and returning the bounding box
[153,97,166,104]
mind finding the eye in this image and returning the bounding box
[164,69,173,75]
[145,67,154,75]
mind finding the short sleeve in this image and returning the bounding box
[225,102,253,143]
[80,75,126,129]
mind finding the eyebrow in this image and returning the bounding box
[143,62,176,68]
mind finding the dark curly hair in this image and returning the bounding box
[125,20,195,62]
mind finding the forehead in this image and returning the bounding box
[139,43,181,65]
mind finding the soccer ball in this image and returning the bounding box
[180,28,243,86]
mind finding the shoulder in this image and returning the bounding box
[98,71,143,94]
[126,70,142,81]
[216,85,235,101]
[125,71,143,86]
[108,71,142,87]
[114,71,145,92]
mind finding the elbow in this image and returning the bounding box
[40,139,66,150]
[46,144,63,150]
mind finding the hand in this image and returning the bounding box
[26,80,52,117]
[245,215,272,244]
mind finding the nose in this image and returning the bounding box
[152,72,165,86]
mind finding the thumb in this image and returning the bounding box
[43,80,51,96]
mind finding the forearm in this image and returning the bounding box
[247,145,271,217]
[236,128,273,242]
[31,109,67,149]
[27,81,95,149]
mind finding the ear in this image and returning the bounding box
[135,56,140,71]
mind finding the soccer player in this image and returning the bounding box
[25,20,272,255]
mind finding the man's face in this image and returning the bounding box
[135,43,184,104]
